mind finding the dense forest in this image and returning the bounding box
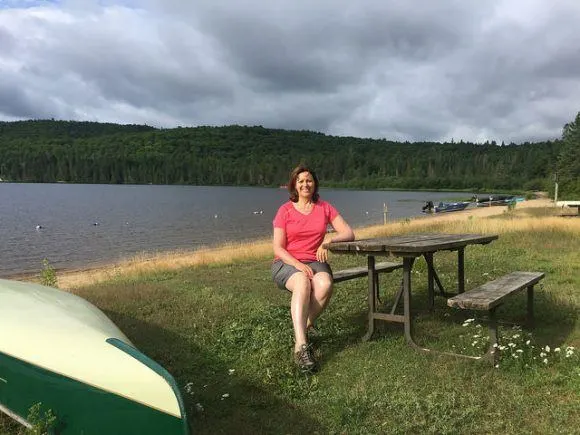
[0,114,578,198]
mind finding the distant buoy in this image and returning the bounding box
[214,214,218,219]
[35,225,42,230]
[93,222,99,226]
[253,210,263,215]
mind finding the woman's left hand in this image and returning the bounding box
[316,245,328,263]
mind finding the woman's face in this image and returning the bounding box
[295,171,315,200]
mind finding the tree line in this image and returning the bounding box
[0,115,578,198]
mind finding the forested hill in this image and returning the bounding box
[0,119,564,192]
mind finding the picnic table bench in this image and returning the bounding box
[333,261,403,283]
[556,200,580,215]
[447,271,545,363]
[333,261,403,304]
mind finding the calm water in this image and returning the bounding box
[0,183,476,277]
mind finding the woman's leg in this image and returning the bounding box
[307,272,333,327]
[285,272,312,352]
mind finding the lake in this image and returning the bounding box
[0,183,477,277]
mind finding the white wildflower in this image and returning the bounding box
[221,393,230,399]
[512,334,520,339]
[545,345,550,352]
[228,369,235,375]
[195,403,204,412]
[554,348,561,353]
[525,340,531,345]
[543,358,548,364]
[540,352,546,358]
[516,349,523,353]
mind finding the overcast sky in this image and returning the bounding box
[1,0,579,143]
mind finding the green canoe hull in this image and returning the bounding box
[0,344,189,435]
[0,279,189,434]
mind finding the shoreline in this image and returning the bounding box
[18,198,554,290]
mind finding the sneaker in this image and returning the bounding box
[294,343,317,373]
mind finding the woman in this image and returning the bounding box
[272,165,354,373]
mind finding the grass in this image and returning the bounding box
[2,207,579,434]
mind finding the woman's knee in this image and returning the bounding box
[312,272,333,294]
[286,272,312,293]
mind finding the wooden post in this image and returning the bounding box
[383,203,389,224]
[554,182,559,204]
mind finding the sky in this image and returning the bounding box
[1,0,579,143]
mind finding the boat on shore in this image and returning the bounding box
[422,201,471,213]
[0,279,190,435]
[473,195,524,207]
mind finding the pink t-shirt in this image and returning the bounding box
[273,200,339,262]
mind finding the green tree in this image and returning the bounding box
[557,112,580,198]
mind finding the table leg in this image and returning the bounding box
[362,255,376,341]
[424,253,446,296]
[403,257,421,349]
[527,285,534,329]
[457,248,465,294]
[425,252,435,310]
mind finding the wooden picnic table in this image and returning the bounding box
[556,201,580,215]
[324,233,499,352]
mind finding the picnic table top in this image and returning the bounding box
[324,233,498,256]
[556,201,580,207]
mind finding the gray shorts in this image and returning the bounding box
[271,260,333,291]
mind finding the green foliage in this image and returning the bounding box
[557,112,580,199]
[457,321,578,371]
[40,259,58,288]
[0,120,563,191]
[25,403,57,435]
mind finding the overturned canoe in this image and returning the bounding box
[0,279,189,435]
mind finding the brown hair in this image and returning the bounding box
[288,165,319,203]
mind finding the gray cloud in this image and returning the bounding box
[0,0,579,143]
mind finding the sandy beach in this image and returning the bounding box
[49,197,554,290]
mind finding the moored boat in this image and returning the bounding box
[422,201,471,213]
[472,194,524,207]
[0,279,190,435]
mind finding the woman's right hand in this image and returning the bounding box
[294,262,314,279]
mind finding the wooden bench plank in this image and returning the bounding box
[447,271,544,310]
[333,261,402,283]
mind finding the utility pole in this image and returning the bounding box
[554,172,559,204]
